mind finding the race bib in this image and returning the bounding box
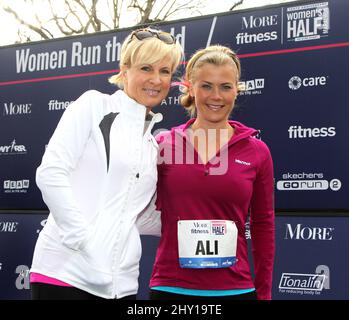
[177,220,237,269]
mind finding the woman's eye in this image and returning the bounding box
[222,85,233,90]
[201,84,211,89]
[141,66,151,71]
[161,69,171,75]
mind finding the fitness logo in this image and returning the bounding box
[288,75,327,90]
[48,99,73,111]
[286,2,330,42]
[288,125,336,139]
[277,172,341,191]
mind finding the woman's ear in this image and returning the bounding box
[121,66,128,81]
[188,81,194,98]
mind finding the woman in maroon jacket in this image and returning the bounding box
[149,45,275,300]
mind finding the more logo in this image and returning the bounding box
[3,102,32,116]
[284,223,334,240]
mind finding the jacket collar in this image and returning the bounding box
[112,90,163,131]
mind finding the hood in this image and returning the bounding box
[171,118,259,146]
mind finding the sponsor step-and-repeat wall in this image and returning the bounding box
[1,214,348,299]
[1,0,349,299]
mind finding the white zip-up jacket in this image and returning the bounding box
[30,89,161,299]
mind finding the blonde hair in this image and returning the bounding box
[109,27,183,88]
[180,45,241,117]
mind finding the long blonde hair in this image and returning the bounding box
[109,27,183,88]
[180,45,241,117]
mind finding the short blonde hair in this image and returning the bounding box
[180,45,241,117]
[109,27,183,88]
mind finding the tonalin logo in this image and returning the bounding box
[277,172,341,192]
[48,100,73,111]
[15,265,30,290]
[286,2,330,42]
[236,14,278,44]
[3,179,30,193]
[238,78,265,96]
[279,265,330,296]
[285,223,334,240]
[3,102,32,116]
[288,125,336,138]
[288,75,327,90]
[0,139,27,155]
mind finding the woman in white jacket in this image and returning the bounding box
[30,27,183,300]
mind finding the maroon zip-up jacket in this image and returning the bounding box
[150,119,275,300]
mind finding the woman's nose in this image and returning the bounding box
[149,72,161,85]
[211,87,222,99]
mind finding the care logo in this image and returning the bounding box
[286,2,330,42]
[288,75,327,90]
[3,179,30,193]
[0,139,27,155]
[277,172,341,191]
[238,78,265,95]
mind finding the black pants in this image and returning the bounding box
[31,282,137,300]
[149,289,257,300]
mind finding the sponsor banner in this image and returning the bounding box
[0,212,158,300]
[288,75,328,90]
[2,102,32,117]
[0,213,47,299]
[1,214,349,299]
[273,215,349,299]
[0,139,27,156]
[0,0,348,211]
[3,179,30,193]
[1,0,348,82]
[285,2,330,43]
[48,99,73,111]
